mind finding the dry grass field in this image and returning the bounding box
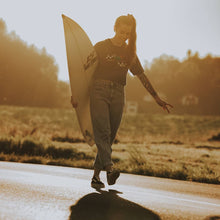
[0,105,219,184]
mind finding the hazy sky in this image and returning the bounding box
[0,0,220,81]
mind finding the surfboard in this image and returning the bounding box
[62,14,97,146]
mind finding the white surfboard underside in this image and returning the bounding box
[62,14,98,146]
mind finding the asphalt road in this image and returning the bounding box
[0,161,219,220]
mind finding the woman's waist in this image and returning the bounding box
[92,79,124,90]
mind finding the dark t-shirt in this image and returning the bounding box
[93,39,144,86]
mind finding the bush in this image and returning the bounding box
[46,145,76,159]
[21,139,44,156]
[0,137,12,154]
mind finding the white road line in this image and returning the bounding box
[118,184,220,208]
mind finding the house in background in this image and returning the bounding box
[125,101,138,115]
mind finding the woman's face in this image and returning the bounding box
[115,23,132,43]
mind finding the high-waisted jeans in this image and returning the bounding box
[90,79,124,170]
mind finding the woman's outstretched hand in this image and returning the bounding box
[155,96,173,113]
[70,96,78,108]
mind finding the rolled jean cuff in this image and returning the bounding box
[103,162,114,170]
[94,164,103,170]
[94,162,113,170]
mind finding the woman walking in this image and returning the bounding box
[72,14,173,188]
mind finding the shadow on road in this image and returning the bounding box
[69,189,161,220]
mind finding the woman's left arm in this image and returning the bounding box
[137,72,173,113]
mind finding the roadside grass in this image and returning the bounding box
[0,105,220,184]
[120,144,220,184]
[0,136,93,160]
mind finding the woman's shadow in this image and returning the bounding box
[69,189,161,220]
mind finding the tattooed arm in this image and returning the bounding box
[137,72,173,113]
[137,72,158,98]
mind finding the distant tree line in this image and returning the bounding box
[126,52,220,115]
[0,19,219,114]
[0,19,70,108]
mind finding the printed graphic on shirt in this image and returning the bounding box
[84,50,97,71]
[105,54,128,68]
